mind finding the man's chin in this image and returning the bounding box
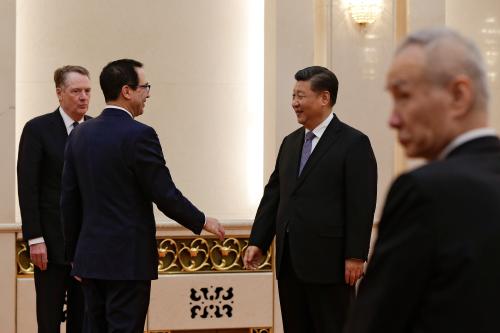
[296,117,305,125]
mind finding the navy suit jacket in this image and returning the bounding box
[61,108,205,280]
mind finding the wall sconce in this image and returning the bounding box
[346,0,383,26]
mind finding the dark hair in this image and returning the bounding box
[54,65,89,88]
[99,59,143,102]
[294,66,339,106]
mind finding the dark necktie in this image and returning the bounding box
[69,121,80,135]
[299,131,316,175]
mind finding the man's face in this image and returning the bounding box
[57,72,91,121]
[292,80,329,130]
[129,67,150,117]
[386,45,453,160]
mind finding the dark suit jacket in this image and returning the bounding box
[347,136,500,333]
[61,107,205,280]
[17,109,90,264]
[249,115,377,284]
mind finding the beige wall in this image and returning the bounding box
[330,0,395,218]
[16,0,265,222]
[0,0,16,332]
[446,0,500,131]
[0,0,15,225]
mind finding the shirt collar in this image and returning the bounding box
[106,105,133,118]
[59,107,83,133]
[305,112,334,139]
[438,127,497,159]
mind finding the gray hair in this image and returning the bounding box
[397,27,489,111]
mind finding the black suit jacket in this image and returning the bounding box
[249,115,377,284]
[347,136,500,333]
[61,108,205,280]
[17,109,90,264]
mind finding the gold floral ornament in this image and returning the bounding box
[157,238,178,272]
[210,238,243,271]
[17,241,34,275]
[178,238,211,272]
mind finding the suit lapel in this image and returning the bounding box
[294,115,343,190]
[50,109,69,139]
[285,129,305,192]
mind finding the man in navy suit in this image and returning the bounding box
[18,65,90,333]
[346,28,500,333]
[61,59,225,333]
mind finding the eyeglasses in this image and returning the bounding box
[130,83,151,93]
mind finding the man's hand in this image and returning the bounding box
[243,245,263,270]
[203,217,225,241]
[30,242,48,271]
[345,258,365,286]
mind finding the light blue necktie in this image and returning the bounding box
[299,131,316,175]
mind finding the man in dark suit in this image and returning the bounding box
[61,59,225,333]
[244,66,377,333]
[17,65,91,333]
[346,28,500,333]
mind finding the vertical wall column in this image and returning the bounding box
[0,0,16,332]
[330,0,397,218]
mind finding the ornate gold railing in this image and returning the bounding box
[157,237,271,273]
[16,237,272,276]
[148,329,272,333]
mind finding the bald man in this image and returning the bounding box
[346,28,500,333]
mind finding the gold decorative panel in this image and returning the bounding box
[147,329,271,332]
[16,237,272,276]
[16,241,34,275]
[157,237,272,274]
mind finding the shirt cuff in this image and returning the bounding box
[28,237,45,246]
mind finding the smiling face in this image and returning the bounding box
[57,72,91,121]
[292,80,331,130]
[128,67,150,117]
[386,45,456,160]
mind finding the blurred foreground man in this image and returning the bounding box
[61,59,225,333]
[18,65,91,333]
[244,66,377,333]
[346,28,500,333]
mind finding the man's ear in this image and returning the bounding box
[320,91,331,107]
[121,85,132,100]
[56,87,63,102]
[449,75,473,118]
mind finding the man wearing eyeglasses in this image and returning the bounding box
[18,65,91,333]
[61,58,225,332]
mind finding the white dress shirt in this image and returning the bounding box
[304,112,334,152]
[439,127,497,159]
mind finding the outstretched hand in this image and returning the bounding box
[203,217,225,241]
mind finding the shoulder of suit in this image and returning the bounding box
[127,120,157,138]
[403,159,468,195]
[338,120,369,138]
[22,110,60,130]
[285,127,304,139]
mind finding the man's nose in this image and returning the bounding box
[388,111,401,129]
